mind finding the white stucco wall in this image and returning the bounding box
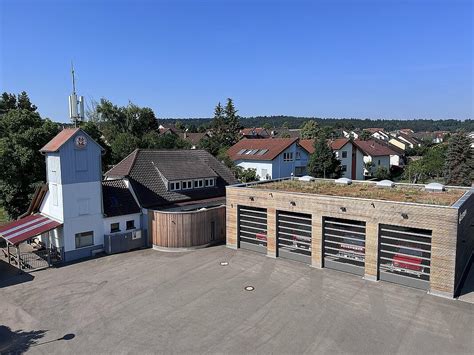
[60,181,105,252]
[334,144,352,179]
[103,213,141,235]
[235,160,273,180]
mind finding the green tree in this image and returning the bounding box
[80,120,112,170]
[360,130,372,141]
[110,133,141,162]
[301,120,320,139]
[307,132,341,178]
[444,132,473,186]
[224,98,240,146]
[235,167,259,182]
[374,166,390,180]
[201,99,241,156]
[175,121,185,131]
[142,131,190,150]
[0,92,59,218]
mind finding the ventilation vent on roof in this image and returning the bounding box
[335,178,352,185]
[299,175,315,182]
[425,183,445,192]
[376,180,395,188]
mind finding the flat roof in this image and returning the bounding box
[243,179,470,207]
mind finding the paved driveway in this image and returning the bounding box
[1,246,473,354]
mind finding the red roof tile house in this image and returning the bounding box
[227,138,310,180]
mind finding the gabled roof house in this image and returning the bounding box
[227,138,310,180]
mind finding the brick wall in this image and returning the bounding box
[226,185,463,297]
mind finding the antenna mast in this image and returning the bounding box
[68,62,84,127]
[71,62,76,95]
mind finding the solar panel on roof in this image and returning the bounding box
[249,149,259,155]
[237,149,247,155]
[256,149,268,155]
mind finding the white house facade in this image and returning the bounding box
[228,138,310,180]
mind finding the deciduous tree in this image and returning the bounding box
[0,92,59,219]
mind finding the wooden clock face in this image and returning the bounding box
[75,135,88,149]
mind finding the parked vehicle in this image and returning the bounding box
[256,233,267,246]
[390,247,424,277]
[338,236,365,262]
[292,235,312,251]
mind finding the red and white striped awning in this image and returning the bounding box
[0,214,62,246]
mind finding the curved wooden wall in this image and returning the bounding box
[149,206,226,248]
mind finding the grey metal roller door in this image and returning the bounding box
[277,211,312,264]
[323,217,366,276]
[378,224,431,290]
[238,206,267,254]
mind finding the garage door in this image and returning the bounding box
[378,224,431,290]
[238,206,267,254]
[277,211,312,264]
[323,217,366,276]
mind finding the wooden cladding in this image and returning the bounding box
[149,206,226,248]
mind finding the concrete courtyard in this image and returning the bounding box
[1,245,473,354]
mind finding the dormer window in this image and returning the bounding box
[170,181,181,191]
[205,178,215,187]
[182,180,193,190]
[194,179,204,188]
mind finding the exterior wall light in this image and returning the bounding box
[340,207,347,212]
[290,201,296,206]
[401,213,408,219]
[249,196,254,201]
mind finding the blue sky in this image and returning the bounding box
[1,0,472,122]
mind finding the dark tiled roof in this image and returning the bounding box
[397,132,421,145]
[240,128,270,138]
[182,132,207,145]
[40,128,80,152]
[102,179,141,217]
[153,152,218,180]
[227,138,298,161]
[105,149,238,209]
[353,139,399,157]
[299,138,350,154]
[106,149,139,177]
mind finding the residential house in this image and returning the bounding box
[342,129,359,139]
[301,138,399,180]
[365,128,390,141]
[392,131,422,149]
[227,138,310,180]
[181,132,209,149]
[352,140,399,179]
[240,127,271,139]
[300,138,354,179]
